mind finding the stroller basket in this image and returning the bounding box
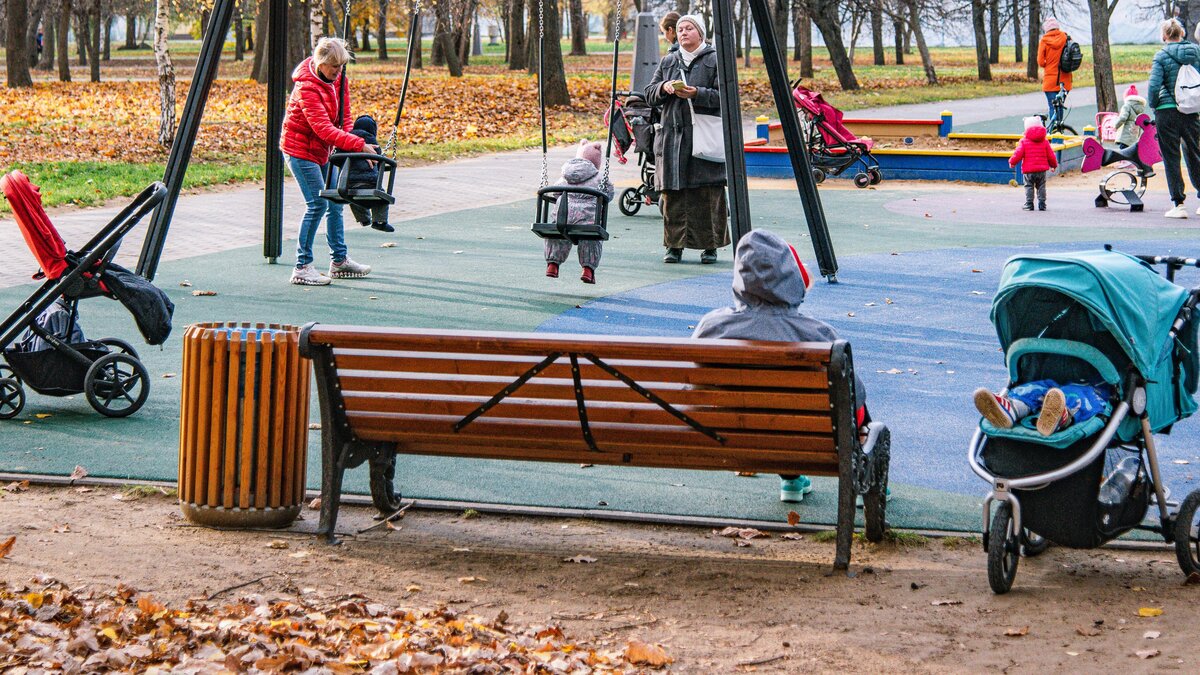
[5,341,111,397]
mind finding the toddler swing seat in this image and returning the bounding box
[530,186,611,243]
[319,152,398,207]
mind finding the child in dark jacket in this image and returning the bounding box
[692,230,870,503]
[346,115,394,233]
[1009,124,1058,211]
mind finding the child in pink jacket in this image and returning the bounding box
[1010,124,1059,211]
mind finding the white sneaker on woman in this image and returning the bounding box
[329,258,372,279]
[1165,205,1188,219]
[290,264,331,286]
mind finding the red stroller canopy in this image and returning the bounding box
[792,85,874,152]
[1,171,68,281]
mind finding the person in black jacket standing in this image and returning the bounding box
[346,115,394,232]
[644,14,730,265]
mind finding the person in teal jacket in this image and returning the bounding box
[1148,18,1200,219]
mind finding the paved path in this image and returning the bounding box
[860,81,1147,127]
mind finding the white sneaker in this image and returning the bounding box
[1165,205,1188,219]
[1194,205,1200,216]
[329,258,371,279]
[290,264,331,286]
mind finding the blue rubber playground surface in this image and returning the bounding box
[4,182,1200,533]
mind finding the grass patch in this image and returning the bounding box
[2,161,264,212]
[809,529,930,547]
[460,508,481,520]
[941,535,980,550]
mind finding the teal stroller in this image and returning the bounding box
[968,248,1200,593]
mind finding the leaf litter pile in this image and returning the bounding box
[0,576,671,673]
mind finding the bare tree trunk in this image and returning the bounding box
[286,0,311,69]
[76,11,88,65]
[906,0,936,84]
[526,0,537,74]
[103,14,113,60]
[1089,0,1117,113]
[676,0,688,12]
[411,0,422,68]
[796,0,812,75]
[57,0,72,81]
[540,0,569,105]
[1013,0,1022,62]
[743,0,752,66]
[989,0,999,63]
[809,0,857,89]
[234,2,244,60]
[26,0,45,68]
[39,18,56,71]
[770,0,788,61]
[1026,0,1038,78]
[892,16,903,64]
[870,0,884,65]
[126,10,138,48]
[89,0,101,81]
[378,0,389,59]
[972,0,992,80]
[734,0,744,58]
[508,0,527,69]
[569,0,586,54]
[434,0,462,75]
[362,18,371,50]
[251,0,268,82]
[6,0,33,87]
[154,0,176,147]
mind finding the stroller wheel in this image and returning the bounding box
[98,337,139,361]
[0,364,19,386]
[619,188,642,216]
[853,172,872,189]
[1020,529,1050,557]
[1173,489,1200,576]
[369,453,405,515]
[85,353,150,418]
[867,168,883,185]
[811,167,826,185]
[0,378,24,420]
[987,501,1020,594]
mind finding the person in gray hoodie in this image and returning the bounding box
[1148,18,1200,218]
[544,140,614,284]
[692,229,868,503]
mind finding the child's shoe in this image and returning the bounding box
[780,475,813,503]
[545,262,559,278]
[1037,202,1047,211]
[1022,202,1034,211]
[580,266,595,284]
[371,221,395,233]
[974,388,1019,429]
[1037,388,1073,436]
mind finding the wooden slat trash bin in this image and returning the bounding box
[178,322,311,528]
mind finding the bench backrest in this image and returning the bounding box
[299,325,860,476]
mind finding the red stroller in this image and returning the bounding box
[792,84,882,188]
[0,171,172,419]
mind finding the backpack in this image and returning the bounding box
[1177,60,1200,114]
[1059,36,1083,73]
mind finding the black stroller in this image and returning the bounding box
[607,92,661,216]
[0,172,173,419]
[969,249,1200,593]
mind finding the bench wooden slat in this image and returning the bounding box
[332,350,829,389]
[342,392,835,433]
[306,325,833,366]
[346,412,837,452]
[336,373,834,411]
[390,440,840,473]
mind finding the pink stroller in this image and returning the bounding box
[792,84,882,188]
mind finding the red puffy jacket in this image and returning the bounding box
[1009,125,1058,174]
[279,57,365,165]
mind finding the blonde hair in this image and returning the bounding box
[1163,18,1185,42]
[313,37,351,68]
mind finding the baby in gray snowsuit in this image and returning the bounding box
[544,140,614,284]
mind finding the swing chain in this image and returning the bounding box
[600,0,622,192]
[538,0,548,188]
[384,0,422,160]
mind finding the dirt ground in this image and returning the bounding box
[2,485,1200,672]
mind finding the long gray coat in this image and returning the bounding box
[644,46,727,191]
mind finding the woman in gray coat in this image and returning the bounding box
[645,14,731,264]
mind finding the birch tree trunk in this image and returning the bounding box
[311,0,325,49]
[154,0,177,147]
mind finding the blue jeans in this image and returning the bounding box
[1045,91,1058,127]
[1009,379,1112,425]
[287,155,346,268]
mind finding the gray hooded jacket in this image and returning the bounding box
[692,230,866,410]
[552,158,614,225]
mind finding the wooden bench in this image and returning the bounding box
[298,324,891,570]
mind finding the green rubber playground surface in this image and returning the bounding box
[2,186,1195,532]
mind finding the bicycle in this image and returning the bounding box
[1041,83,1078,136]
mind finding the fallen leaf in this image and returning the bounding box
[1136,649,1160,659]
[786,511,801,527]
[162,373,176,378]
[191,290,218,296]
[970,291,985,295]
[385,520,401,531]
[881,368,903,375]
[288,551,311,558]
[0,536,14,558]
[34,413,52,419]
[579,464,594,468]
[458,576,486,584]
[453,250,464,254]
[930,599,962,606]
[625,640,673,667]
[452,547,471,552]
[735,471,757,477]
[563,555,597,564]
[1144,630,1161,639]
[405,584,421,592]
[884,298,894,304]
[69,465,88,481]
[179,280,192,287]
[308,423,321,430]
[1004,626,1029,637]
[73,487,93,494]
[308,497,322,510]
[782,533,804,540]
[1076,625,1100,637]
[379,242,397,248]
[266,540,289,550]
[1185,572,1200,585]
[971,269,983,273]
[4,480,30,492]
[715,526,769,540]
[1173,459,1189,464]
[735,540,753,547]
[1138,607,1163,617]
[51,524,70,533]
[847,312,856,317]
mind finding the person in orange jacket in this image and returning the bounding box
[1038,17,1072,128]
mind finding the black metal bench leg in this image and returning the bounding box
[834,467,855,571]
[318,446,346,545]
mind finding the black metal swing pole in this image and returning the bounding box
[263,0,288,263]
[710,0,751,248]
[745,0,838,280]
[601,4,621,171]
[392,8,422,132]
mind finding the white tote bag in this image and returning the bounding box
[682,71,725,163]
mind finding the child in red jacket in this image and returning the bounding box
[1010,124,1058,211]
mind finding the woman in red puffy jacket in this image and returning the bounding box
[280,37,374,286]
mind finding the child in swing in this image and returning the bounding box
[544,140,614,284]
[346,114,394,233]
[974,379,1114,436]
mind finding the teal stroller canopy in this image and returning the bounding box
[991,249,1198,433]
